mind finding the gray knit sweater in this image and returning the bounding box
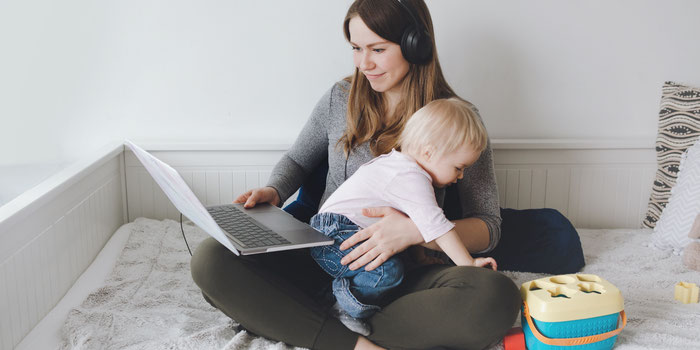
[267,80,502,252]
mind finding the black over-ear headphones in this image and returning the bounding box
[396,0,433,65]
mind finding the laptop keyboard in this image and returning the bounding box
[208,205,291,249]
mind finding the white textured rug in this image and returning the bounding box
[59,218,700,349]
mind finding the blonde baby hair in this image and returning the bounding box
[399,97,488,159]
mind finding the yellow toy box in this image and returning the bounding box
[520,274,627,350]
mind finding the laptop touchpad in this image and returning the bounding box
[238,204,312,231]
[251,212,310,231]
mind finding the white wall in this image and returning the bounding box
[435,0,700,139]
[2,0,700,166]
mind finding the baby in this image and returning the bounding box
[309,97,497,335]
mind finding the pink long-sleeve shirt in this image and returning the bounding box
[319,149,455,243]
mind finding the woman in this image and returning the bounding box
[192,1,521,349]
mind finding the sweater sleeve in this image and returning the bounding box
[446,105,502,253]
[266,84,335,204]
[460,139,502,253]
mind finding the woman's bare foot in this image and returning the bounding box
[354,336,385,350]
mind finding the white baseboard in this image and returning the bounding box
[125,141,657,229]
[493,147,656,228]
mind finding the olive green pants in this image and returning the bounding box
[190,238,520,350]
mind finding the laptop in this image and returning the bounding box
[125,140,333,255]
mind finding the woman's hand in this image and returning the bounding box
[234,187,281,208]
[339,207,423,271]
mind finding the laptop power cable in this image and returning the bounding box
[180,213,193,257]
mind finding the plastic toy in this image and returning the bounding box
[520,274,626,350]
[504,327,526,350]
[674,282,699,304]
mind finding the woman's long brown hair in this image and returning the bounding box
[339,0,458,157]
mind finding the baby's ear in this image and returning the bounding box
[422,144,437,161]
[689,212,700,239]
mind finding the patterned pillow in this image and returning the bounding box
[643,82,700,228]
[651,141,700,252]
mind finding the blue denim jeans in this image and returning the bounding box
[310,212,404,319]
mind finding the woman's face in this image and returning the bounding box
[348,16,410,95]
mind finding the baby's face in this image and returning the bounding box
[423,144,481,188]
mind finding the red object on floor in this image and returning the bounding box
[504,327,526,350]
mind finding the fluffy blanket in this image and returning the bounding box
[59,218,700,349]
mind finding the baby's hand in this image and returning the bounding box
[473,257,497,271]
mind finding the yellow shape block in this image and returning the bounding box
[674,282,699,304]
[520,274,624,322]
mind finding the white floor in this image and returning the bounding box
[16,226,131,350]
